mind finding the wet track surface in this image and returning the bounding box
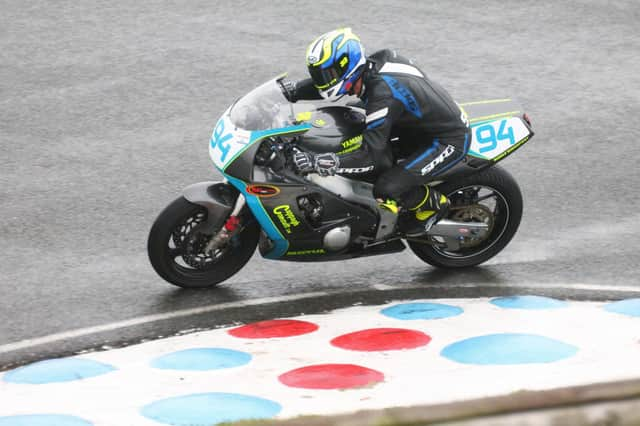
[1,0,639,369]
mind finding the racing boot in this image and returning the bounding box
[378,198,399,214]
[399,186,450,236]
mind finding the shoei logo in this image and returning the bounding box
[420,145,456,175]
[307,38,324,65]
[273,205,300,234]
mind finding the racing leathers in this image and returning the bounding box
[290,49,471,233]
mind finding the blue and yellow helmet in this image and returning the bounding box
[306,28,366,101]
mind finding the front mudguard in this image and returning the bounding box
[182,181,240,230]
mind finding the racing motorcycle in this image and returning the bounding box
[148,75,534,288]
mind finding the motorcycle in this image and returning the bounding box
[148,75,534,288]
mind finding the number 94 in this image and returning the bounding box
[475,120,515,153]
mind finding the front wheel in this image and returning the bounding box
[408,165,523,268]
[147,197,259,288]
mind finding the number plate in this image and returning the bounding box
[209,113,251,171]
[469,117,530,160]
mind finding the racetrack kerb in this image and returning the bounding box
[224,378,640,425]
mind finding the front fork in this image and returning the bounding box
[203,195,246,254]
[182,181,247,254]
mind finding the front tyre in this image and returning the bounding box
[147,197,259,288]
[408,165,523,268]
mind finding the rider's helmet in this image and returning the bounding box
[306,28,366,101]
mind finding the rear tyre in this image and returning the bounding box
[147,197,259,288]
[408,165,523,268]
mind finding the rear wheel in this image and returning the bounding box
[147,197,259,288]
[408,165,523,268]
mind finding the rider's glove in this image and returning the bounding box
[280,79,297,102]
[293,151,315,174]
[293,151,340,176]
[314,152,339,176]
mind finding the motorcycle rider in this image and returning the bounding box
[284,28,471,235]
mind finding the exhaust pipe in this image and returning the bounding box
[426,219,490,239]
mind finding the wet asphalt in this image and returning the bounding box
[1,0,639,369]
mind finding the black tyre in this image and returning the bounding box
[408,165,523,268]
[147,197,259,288]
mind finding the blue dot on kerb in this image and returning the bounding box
[151,348,252,371]
[3,358,116,384]
[0,414,92,426]
[381,303,463,320]
[491,295,568,310]
[603,299,640,317]
[141,392,281,425]
[441,333,578,365]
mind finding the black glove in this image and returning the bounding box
[293,151,340,176]
[293,151,314,174]
[279,79,297,102]
[314,152,339,176]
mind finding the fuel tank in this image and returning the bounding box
[296,106,365,155]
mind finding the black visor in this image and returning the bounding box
[308,61,345,89]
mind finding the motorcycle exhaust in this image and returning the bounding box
[426,219,490,239]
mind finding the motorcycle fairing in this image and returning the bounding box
[215,121,312,260]
[225,174,290,259]
[212,81,534,262]
[210,115,311,176]
[225,173,378,260]
[292,106,365,154]
[459,98,534,162]
[212,93,381,260]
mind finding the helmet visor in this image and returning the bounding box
[308,63,344,90]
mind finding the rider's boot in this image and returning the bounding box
[378,199,399,214]
[399,185,450,236]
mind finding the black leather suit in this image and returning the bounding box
[292,49,471,209]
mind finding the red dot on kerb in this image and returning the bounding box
[330,328,431,351]
[228,319,319,339]
[278,364,384,389]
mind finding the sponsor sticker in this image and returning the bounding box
[273,205,300,234]
[246,185,280,197]
[286,249,326,256]
[337,135,363,155]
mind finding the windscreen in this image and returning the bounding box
[229,78,294,131]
